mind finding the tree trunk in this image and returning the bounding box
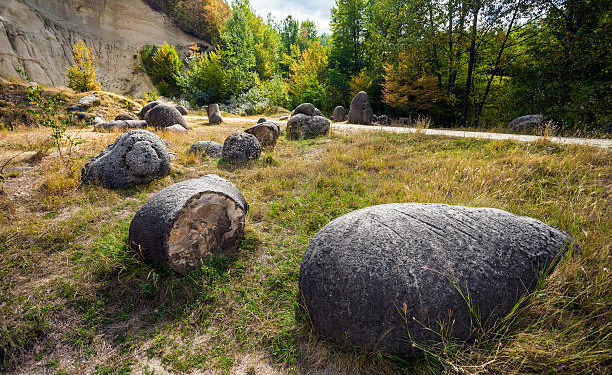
[461,1,479,127]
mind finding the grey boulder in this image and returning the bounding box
[348,91,373,125]
[378,115,390,125]
[222,132,261,164]
[128,175,248,274]
[78,94,100,107]
[81,129,170,189]
[299,203,576,358]
[257,117,267,124]
[292,103,317,117]
[175,105,188,115]
[286,114,330,140]
[115,112,139,121]
[508,115,543,132]
[208,104,223,125]
[139,101,162,119]
[164,124,188,133]
[145,103,189,129]
[333,106,346,122]
[244,122,280,148]
[94,120,148,132]
[189,141,223,158]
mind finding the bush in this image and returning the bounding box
[177,48,230,106]
[140,43,184,97]
[66,41,101,92]
[223,76,289,115]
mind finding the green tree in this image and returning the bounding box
[141,42,184,97]
[288,42,330,110]
[66,40,101,92]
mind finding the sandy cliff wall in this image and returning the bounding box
[0,0,208,96]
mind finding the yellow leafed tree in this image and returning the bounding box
[66,40,101,92]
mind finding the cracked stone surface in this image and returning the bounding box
[244,122,280,148]
[128,175,248,274]
[222,132,261,164]
[81,129,170,189]
[299,203,577,358]
[286,114,330,140]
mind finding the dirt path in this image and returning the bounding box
[184,115,612,149]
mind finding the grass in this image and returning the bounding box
[0,117,610,374]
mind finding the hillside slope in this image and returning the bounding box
[0,0,210,96]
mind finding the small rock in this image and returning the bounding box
[115,112,139,121]
[292,103,317,117]
[257,118,267,124]
[244,122,280,148]
[145,103,189,129]
[175,105,188,115]
[333,106,346,122]
[208,104,223,125]
[165,124,188,133]
[378,115,390,125]
[222,132,261,164]
[190,141,223,158]
[94,120,147,132]
[139,101,162,119]
[348,91,374,125]
[78,94,100,107]
[508,115,543,133]
[67,105,87,112]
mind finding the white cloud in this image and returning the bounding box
[249,0,335,34]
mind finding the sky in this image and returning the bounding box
[249,0,335,34]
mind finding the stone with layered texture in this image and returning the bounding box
[81,129,170,188]
[299,203,576,358]
[207,104,223,125]
[128,175,248,273]
[244,122,280,148]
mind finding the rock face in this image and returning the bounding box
[128,175,248,274]
[0,0,208,96]
[286,114,330,140]
[208,104,223,125]
[139,101,162,119]
[508,115,544,132]
[145,103,189,129]
[222,132,261,164]
[244,122,280,148]
[189,141,223,158]
[94,120,148,132]
[333,106,346,122]
[299,203,576,358]
[348,91,373,125]
[115,113,139,121]
[175,105,188,115]
[81,129,170,188]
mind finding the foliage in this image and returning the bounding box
[223,75,289,115]
[144,0,231,44]
[140,43,184,97]
[288,42,330,111]
[177,48,229,105]
[20,70,81,173]
[348,70,372,97]
[65,41,101,93]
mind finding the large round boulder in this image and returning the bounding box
[81,129,170,189]
[129,175,248,274]
[208,104,223,125]
[145,103,189,130]
[189,141,223,158]
[333,106,346,122]
[222,132,261,164]
[299,203,576,358]
[286,114,330,140]
[508,115,543,133]
[244,122,280,148]
[348,91,374,124]
[139,100,162,119]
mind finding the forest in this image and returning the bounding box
[140,0,611,133]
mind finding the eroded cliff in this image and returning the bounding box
[0,0,209,96]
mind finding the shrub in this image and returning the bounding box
[66,41,101,92]
[140,43,184,97]
[223,76,289,115]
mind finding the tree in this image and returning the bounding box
[288,42,330,110]
[66,40,101,92]
[142,42,184,97]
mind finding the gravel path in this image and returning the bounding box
[184,116,611,149]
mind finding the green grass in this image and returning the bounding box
[0,125,610,374]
